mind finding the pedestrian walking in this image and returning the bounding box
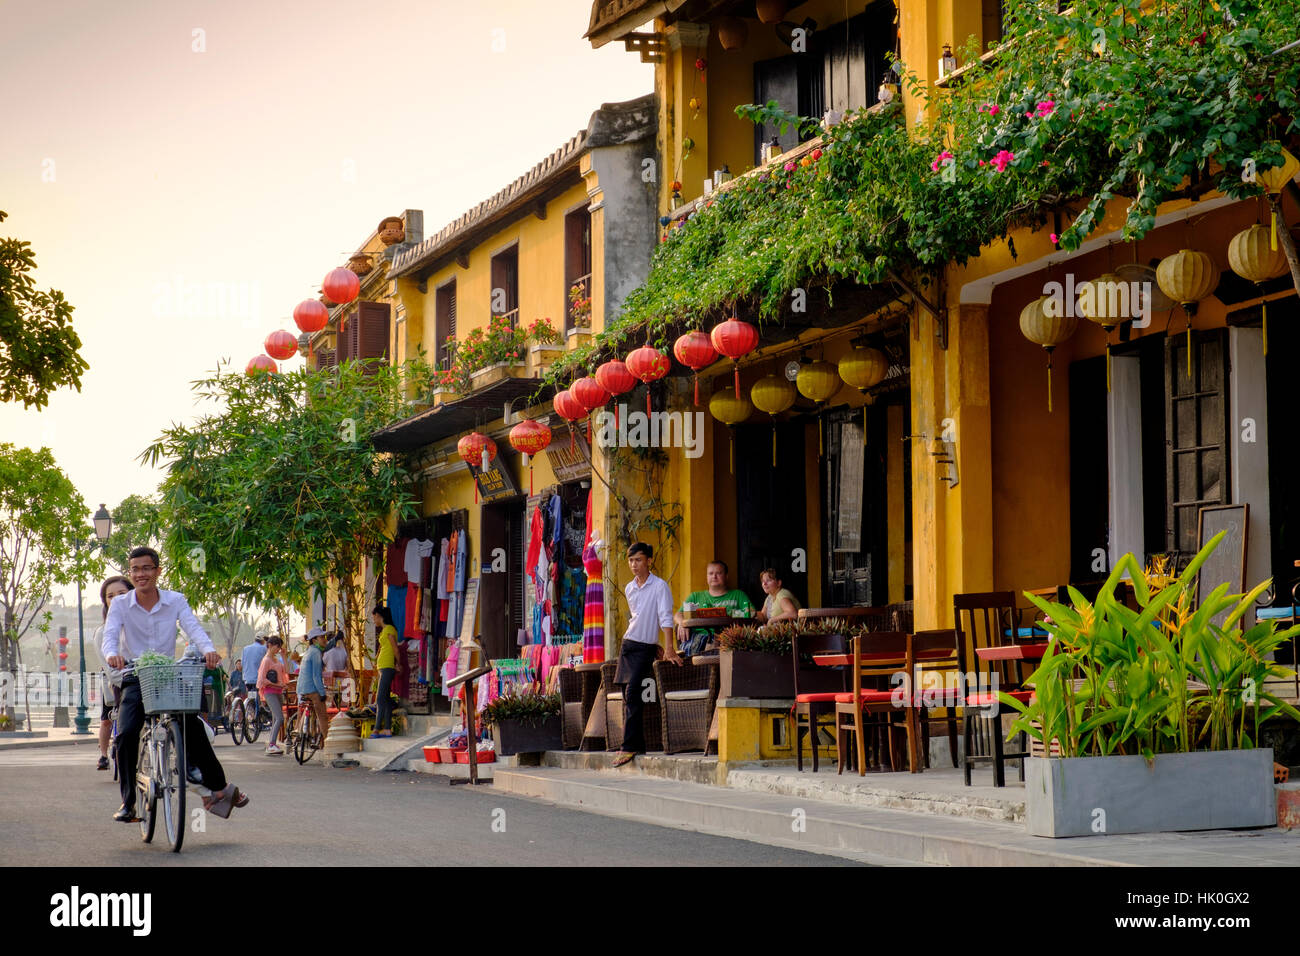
[92,575,132,770]
[371,606,399,738]
[103,547,248,821]
[257,636,289,755]
[611,542,680,768]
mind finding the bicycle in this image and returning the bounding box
[286,693,323,765]
[237,692,272,744]
[133,656,206,853]
[222,688,245,746]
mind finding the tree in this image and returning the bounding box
[0,211,88,409]
[142,359,420,687]
[0,445,100,726]
[101,493,165,575]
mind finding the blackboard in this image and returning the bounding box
[1197,504,1248,624]
[835,420,865,552]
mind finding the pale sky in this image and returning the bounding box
[0,0,653,532]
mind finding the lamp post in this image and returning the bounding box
[73,504,112,735]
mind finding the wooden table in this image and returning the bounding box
[813,649,953,667]
[975,643,1050,662]
[680,615,746,630]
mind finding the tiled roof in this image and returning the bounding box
[389,131,587,280]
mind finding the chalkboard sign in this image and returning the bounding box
[1197,504,1248,626]
[835,420,865,552]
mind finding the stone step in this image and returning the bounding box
[491,766,1132,867]
[407,756,497,780]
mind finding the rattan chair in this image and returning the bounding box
[603,658,663,752]
[557,668,585,750]
[654,660,718,754]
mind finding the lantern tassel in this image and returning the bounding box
[729,432,735,475]
[694,374,700,407]
[1047,357,1053,414]
[1272,209,1279,252]
[733,365,740,400]
[1105,344,1111,393]
[1263,298,1268,356]
[646,387,652,418]
[772,425,777,468]
[530,465,534,496]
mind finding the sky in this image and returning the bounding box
[0,0,653,532]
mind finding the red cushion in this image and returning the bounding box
[833,690,896,704]
[795,692,842,703]
[966,689,1032,706]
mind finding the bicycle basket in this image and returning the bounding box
[138,659,206,715]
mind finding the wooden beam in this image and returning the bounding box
[455,249,470,270]
[531,199,548,221]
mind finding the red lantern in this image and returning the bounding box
[57,636,69,646]
[247,355,277,375]
[509,419,552,494]
[552,388,585,451]
[673,330,718,406]
[59,652,68,660]
[572,376,611,445]
[595,360,636,430]
[457,431,497,504]
[264,330,298,361]
[293,299,328,333]
[626,346,671,416]
[710,318,759,398]
[322,267,360,306]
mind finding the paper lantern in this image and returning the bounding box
[750,374,796,467]
[1019,296,1078,412]
[1076,272,1129,330]
[796,359,841,456]
[710,319,759,398]
[1157,249,1219,380]
[552,388,585,452]
[322,267,360,306]
[716,15,748,50]
[246,355,277,376]
[1228,225,1288,353]
[293,299,328,334]
[625,346,671,416]
[458,431,497,504]
[264,330,298,361]
[572,376,612,445]
[708,389,753,474]
[1114,263,1175,313]
[509,419,552,494]
[595,360,636,430]
[755,0,788,24]
[1257,148,1299,194]
[838,347,889,439]
[673,330,718,405]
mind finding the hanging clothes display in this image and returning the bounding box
[582,541,605,663]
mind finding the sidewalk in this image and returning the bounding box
[492,753,1300,866]
[0,726,103,751]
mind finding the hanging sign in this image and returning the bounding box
[546,426,591,482]
[467,455,520,501]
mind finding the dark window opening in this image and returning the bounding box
[490,246,519,328]
[435,280,457,369]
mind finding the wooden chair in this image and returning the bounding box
[798,606,894,624]
[954,592,1032,787]
[789,630,849,772]
[910,628,963,768]
[832,631,913,774]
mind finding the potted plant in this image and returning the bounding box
[524,317,564,374]
[461,315,529,391]
[567,282,593,346]
[377,216,405,246]
[1008,533,1300,838]
[715,620,849,699]
[483,691,562,755]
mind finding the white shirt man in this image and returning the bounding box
[612,543,680,766]
[101,589,215,661]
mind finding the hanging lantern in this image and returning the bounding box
[716,15,748,50]
[246,355,277,376]
[508,419,552,495]
[1228,224,1288,353]
[458,432,497,504]
[1258,148,1300,251]
[322,267,360,306]
[293,299,329,334]
[625,345,671,416]
[572,375,612,445]
[755,0,788,24]
[552,388,585,452]
[1078,271,1131,392]
[264,330,298,361]
[838,346,889,440]
[708,388,753,474]
[595,360,636,430]
[1156,249,1219,379]
[750,374,797,467]
[1019,296,1078,412]
[796,359,841,456]
[673,330,718,405]
[1114,262,1175,314]
[710,318,759,398]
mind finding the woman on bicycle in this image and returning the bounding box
[92,576,132,771]
[371,606,399,738]
[257,636,290,756]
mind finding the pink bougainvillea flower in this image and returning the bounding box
[1041,160,1050,166]
[978,103,1001,116]
[1255,93,1264,101]
[1192,31,1207,46]
[1035,100,1055,118]
[930,149,954,172]
[978,159,986,166]
[990,149,1015,172]
[1050,232,1059,244]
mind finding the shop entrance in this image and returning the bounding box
[735,420,809,611]
[480,498,525,661]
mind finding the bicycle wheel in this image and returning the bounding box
[159,718,186,853]
[234,699,249,744]
[226,699,242,746]
[136,724,156,844]
[293,709,315,764]
[244,698,261,743]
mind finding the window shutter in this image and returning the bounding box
[314,347,336,371]
[357,301,390,372]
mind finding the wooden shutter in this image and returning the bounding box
[357,301,390,373]
[337,315,360,364]
[509,505,525,641]
[1165,330,1229,559]
[314,347,336,372]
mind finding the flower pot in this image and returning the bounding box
[430,387,461,405]
[492,715,562,756]
[469,362,527,391]
[566,329,593,350]
[528,343,565,375]
[378,216,404,246]
[454,748,495,764]
[1025,749,1277,837]
[347,254,373,276]
[422,745,442,763]
[718,648,843,699]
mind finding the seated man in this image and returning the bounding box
[673,559,755,657]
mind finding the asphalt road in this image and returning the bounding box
[0,737,857,866]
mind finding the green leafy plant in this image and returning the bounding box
[481,691,561,727]
[456,313,528,375]
[524,317,560,345]
[1005,532,1300,760]
[716,624,791,656]
[568,283,592,329]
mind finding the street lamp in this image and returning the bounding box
[73,504,112,735]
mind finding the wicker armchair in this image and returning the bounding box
[557,668,585,750]
[654,660,718,755]
[602,659,663,752]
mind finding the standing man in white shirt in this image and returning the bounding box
[612,542,681,768]
[103,547,248,822]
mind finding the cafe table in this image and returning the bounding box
[680,615,747,632]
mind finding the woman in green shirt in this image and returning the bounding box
[371,605,400,737]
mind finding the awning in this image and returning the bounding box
[371,376,555,453]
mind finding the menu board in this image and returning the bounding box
[467,457,520,501]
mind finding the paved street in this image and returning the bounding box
[0,737,858,866]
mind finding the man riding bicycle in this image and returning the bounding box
[103,547,248,821]
[297,627,329,748]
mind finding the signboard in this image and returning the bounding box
[546,428,591,482]
[835,420,865,552]
[1197,504,1248,627]
[467,457,520,501]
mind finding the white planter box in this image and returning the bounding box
[1026,750,1277,837]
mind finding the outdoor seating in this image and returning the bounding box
[559,662,606,750]
[654,660,718,754]
[910,628,963,769]
[954,591,1034,787]
[832,631,913,774]
[790,629,850,772]
[601,659,662,753]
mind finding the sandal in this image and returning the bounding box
[203,787,235,819]
[612,751,637,768]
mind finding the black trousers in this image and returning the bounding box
[116,677,227,810]
[376,668,396,731]
[615,640,659,753]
